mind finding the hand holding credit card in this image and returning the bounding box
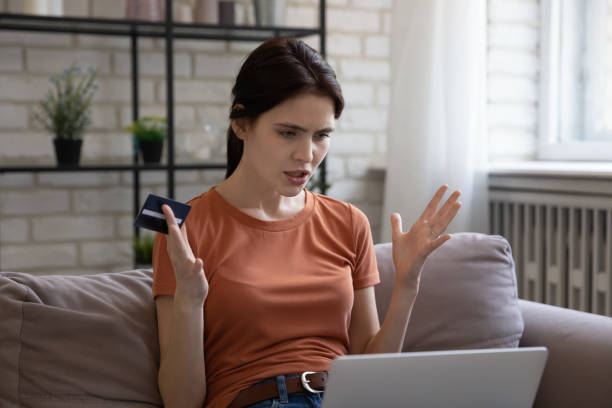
[134,194,191,234]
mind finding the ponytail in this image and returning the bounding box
[225,126,243,179]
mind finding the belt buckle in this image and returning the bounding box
[301,371,324,394]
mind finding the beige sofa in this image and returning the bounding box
[1,233,611,407]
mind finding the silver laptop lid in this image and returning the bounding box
[322,347,548,408]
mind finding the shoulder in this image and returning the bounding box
[181,189,219,235]
[311,192,370,229]
[185,188,213,208]
[312,191,351,218]
[184,188,218,218]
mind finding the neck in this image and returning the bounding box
[215,164,305,221]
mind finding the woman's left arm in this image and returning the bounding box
[349,185,462,354]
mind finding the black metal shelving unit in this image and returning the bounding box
[0,0,327,267]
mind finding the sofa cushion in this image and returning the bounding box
[0,269,162,408]
[374,233,524,351]
[0,277,27,407]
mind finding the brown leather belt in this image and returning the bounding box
[228,371,328,408]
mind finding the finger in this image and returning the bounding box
[192,257,204,273]
[436,190,461,220]
[419,185,448,221]
[161,204,182,238]
[437,190,461,215]
[161,204,177,224]
[390,213,403,241]
[179,222,197,260]
[436,200,462,233]
[180,221,188,242]
[431,190,461,230]
[429,233,452,251]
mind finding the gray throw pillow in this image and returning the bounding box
[0,269,162,408]
[374,233,524,351]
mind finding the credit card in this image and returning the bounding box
[134,194,191,234]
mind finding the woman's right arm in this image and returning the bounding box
[156,204,209,408]
[156,295,206,408]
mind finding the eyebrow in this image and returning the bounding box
[274,122,335,133]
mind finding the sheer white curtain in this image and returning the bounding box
[380,0,488,242]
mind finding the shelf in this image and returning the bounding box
[0,2,327,269]
[0,13,321,41]
[0,162,226,173]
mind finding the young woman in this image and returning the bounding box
[152,37,461,408]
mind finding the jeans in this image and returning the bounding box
[242,374,323,408]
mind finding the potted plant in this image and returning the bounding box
[133,233,155,268]
[125,116,167,164]
[33,64,98,166]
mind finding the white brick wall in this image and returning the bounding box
[32,215,115,241]
[328,9,380,33]
[340,60,390,80]
[26,49,112,74]
[0,0,390,272]
[194,54,244,78]
[325,0,391,244]
[3,244,77,270]
[0,190,70,215]
[38,172,120,187]
[0,218,29,243]
[0,47,22,71]
[364,35,389,58]
[0,173,34,188]
[327,34,361,57]
[72,188,133,212]
[113,52,192,77]
[0,104,27,128]
[81,241,132,266]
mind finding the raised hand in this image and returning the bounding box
[390,185,462,289]
[161,204,208,305]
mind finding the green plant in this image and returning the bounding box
[33,63,98,140]
[124,116,167,141]
[133,233,155,265]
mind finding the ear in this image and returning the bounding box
[231,118,249,141]
[231,104,248,141]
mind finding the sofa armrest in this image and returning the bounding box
[518,299,612,408]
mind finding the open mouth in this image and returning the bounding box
[284,170,310,185]
[284,171,310,178]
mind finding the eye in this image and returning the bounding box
[315,133,330,140]
[279,130,296,138]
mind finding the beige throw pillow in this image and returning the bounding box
[0,269,162,408]
[374,233,524,351]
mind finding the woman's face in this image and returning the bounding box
[235,92,335,197]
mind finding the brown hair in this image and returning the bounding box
[225,36,344,179]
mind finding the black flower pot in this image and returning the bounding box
[139,139,164,164]
[54,139,82,166]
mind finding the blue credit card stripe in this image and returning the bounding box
[142,208,183,223]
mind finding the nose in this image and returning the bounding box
[292,136,314,163]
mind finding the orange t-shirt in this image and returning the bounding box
[152,187,380,408]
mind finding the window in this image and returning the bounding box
[539,0,612,160]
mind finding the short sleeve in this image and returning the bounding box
[152,232,177,298]
[350,204,380,290]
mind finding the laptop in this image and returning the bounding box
[321,347,548,408]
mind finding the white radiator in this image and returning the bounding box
[489,168,612,317]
